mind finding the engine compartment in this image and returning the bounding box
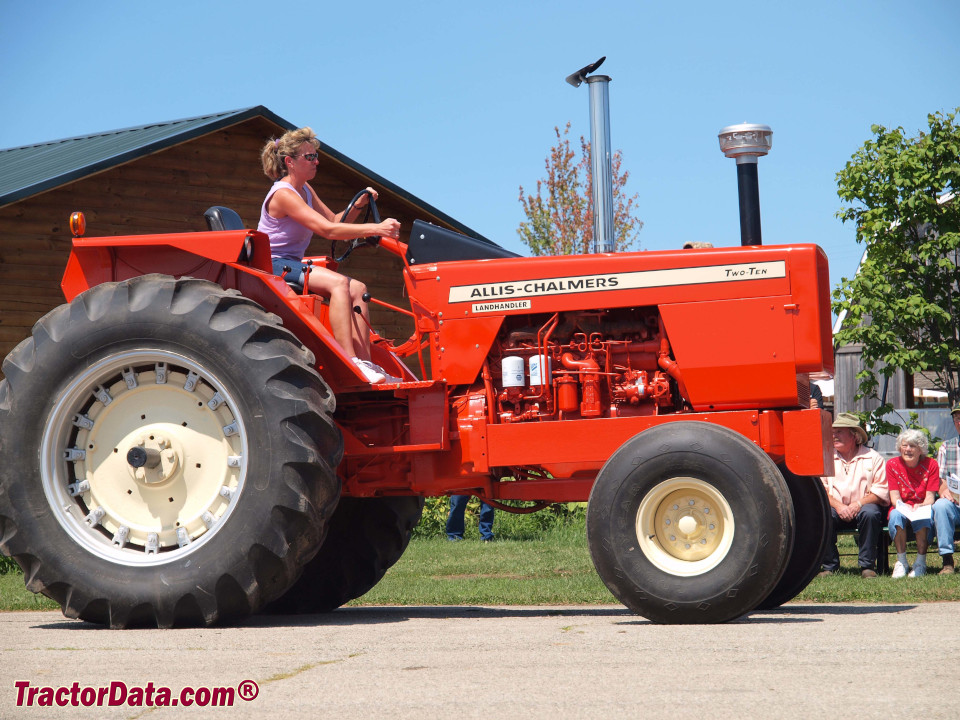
[487,308,681,423]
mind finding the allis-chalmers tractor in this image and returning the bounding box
[0,125,834,628]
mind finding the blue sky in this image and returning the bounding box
[2,1,958,291]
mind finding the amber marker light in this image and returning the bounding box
[69,211,86,237]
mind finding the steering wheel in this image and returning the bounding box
[331,189,382,263]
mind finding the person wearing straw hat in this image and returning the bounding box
[819,413,890,578]
[932,403,960,575]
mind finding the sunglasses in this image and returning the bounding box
[296,153,319,162]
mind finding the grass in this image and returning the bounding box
[0,572,59,611]
[2,523,958,613]
[351,529,960,607]
[347,522,615,606]
[795,533,960,603]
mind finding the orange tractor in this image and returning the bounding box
[0,84,835,625]
[0,191,834,627]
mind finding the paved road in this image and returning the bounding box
[1,603,956,719]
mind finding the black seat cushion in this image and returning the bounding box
[204,206,245,231]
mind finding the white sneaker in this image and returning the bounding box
[908,563,926,578]
[364,359,403,384]
[891,560,908,579]
[351,357,384,384]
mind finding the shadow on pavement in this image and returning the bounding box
[28,603,918,631]
[30,605,633,631]
[254,605,634,627]
[755,603,916,616]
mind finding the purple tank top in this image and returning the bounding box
[258,181,314,259]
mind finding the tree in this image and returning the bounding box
[518,123,642,255]
[833,110,960,430]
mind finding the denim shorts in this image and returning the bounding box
[271,257,303,284]
[888,509,933,538]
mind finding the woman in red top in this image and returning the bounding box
[886,429,939,577]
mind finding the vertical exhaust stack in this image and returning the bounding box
[566,57,615,254]
[718,124,773,246]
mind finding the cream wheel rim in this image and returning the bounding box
[41,349,247,566]
[635,477,735,577]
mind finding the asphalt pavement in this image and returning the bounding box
[1,603,956,719]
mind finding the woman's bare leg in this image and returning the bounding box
[916,527,929,555]
[306,267,361,358]
[894,527,906,553]
[346,279,372,362]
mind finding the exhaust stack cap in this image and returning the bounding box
[565,56,605,87]
[718,123,773,165]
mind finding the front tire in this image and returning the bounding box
[586,422,794,624]
[0,275,343,627]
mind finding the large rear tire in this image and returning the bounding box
[0,275,342,628]
[755,468,831,610]
[586,422,794,624]
[266,495,423,613]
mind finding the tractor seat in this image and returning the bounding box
[202,206,305,293]
[203,205,255,264]
[203,206,245,231]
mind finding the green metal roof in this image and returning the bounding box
[0,106,489,241]
[0,107,289,207]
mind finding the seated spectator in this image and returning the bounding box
[819,413,889,578]
[886,428,939,578]
[933,403,960,574]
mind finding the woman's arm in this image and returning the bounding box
[271,186,399,240]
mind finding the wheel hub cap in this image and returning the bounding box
[124,431,181,485]
[655,490,721,562]
[636,477,736,577]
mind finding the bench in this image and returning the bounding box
[838,523,958,575]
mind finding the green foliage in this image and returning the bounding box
[903,410,943,455]
[413,496,452,539]
[0,555,19,575]
[851,407,942,455]
[855,403,902,440]
[518,123,642,255]
[412,496,587,541]
[495,501,586,541]
[833,109,960,422]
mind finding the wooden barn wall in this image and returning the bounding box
[833,343,908,414]
[0,117,458,378]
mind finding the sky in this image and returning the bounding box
[2,1,958,292]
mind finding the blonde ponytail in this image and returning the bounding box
[259,127,319,181]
